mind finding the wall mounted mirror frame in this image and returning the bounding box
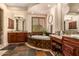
[48,15,53,24]
[48,15,53,33]
[15,17,25,31]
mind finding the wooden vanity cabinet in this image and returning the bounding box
[16,33,25,42]
[8,33,16,43]
[50,36,62,52]
[62,36,79,56]
[8,32,28,43]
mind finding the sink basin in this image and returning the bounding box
[70,35,79,39]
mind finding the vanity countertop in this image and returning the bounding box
[50,34,79,40]
[8,31,27,33]
[63,34,79,39]
[50,35,62,39]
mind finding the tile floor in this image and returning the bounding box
[0,43,62,56]
[0,43,52,56]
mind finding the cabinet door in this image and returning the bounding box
[16,33,25,42]
[24,33,28,42]
[8,33,16,43]
[75,48,79,56]
[62,43,74,56]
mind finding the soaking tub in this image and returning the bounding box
[27,35,51,49]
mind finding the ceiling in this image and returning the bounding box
[5,3,38,9]
[28,3,56,14]
[5,3,59,15]
[68,3,79,13]
[6,3,56,14]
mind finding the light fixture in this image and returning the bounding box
[77,9,79,11]
[48,4,51,7]
[32,12,34,14]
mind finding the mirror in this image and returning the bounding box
[64,14,78,30]
[48,15,53,24]
[48,15,53,33]
[64,14,79,34]
[14,17,25,31]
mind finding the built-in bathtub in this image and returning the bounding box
[27,35,51,49]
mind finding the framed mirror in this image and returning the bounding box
[15,17,25,31]
[48,15,53,33]
[48,15,53,24]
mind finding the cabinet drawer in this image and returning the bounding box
[63,44,74,55]
[8,33,27,43]
[63,37,79,45]
[8,33,16,43]
[63,51,72,56]
[75,48,79,56]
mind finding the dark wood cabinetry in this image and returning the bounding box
[50,35,79,56]
[62,36,79,56]
[8,32,28,43]
[50,36,62,52]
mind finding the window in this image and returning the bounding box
[32,17,46,32]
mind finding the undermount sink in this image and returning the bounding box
[70,34,79,39]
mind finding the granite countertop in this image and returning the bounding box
[50,35,62,39]
[63,34,79,39]
[8,31,27,33]
[50,34,79,40]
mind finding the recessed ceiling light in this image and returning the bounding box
[32,12,34,14]
[48,4,51,7]
[77,9,79,11]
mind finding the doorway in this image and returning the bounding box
[0,8,3,44]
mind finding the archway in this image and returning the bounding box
[0,8,3,44]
